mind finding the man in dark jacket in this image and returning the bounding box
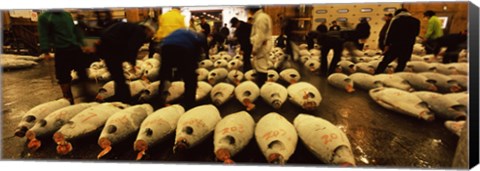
[200,17,211,36]
[375,9,420,74]
[354,18,371,50]
[230,17,253,72]
[378,13,393,51]
[157,29,209,110]
[38,10,92,104]
[95,22,155,103]
[433,30,467,63]
[329,21,341,31]
[308,26,345,76]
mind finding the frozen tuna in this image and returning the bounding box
[304,59,320,72]
[267,70,279,82]
[374,74,413,91]
[138,81,161,103]
[294,114,355,166]
[234,81,260,111]
[255,113,298,165]
[214,111,255,164]
[412,91,467,120]
[211,83,235,106]
[245,69,257,81]
[394,72,437,91]
[208,68,229,85]
[199,59,214,69]
[174,105,221,152]
[54,102,130,155]
[350,73,383,91]
[260,82,288,109]
[279,68,301,84]
[15,98,71,137]
[97,104,154,159]
[196,81,213,101]
[134,105,185,160]
[327,73,355,93]
[287,82,322,111]
[419,72,462,93]
[369,87,434,121]
[26,102,99,151]
[227,70,244,85]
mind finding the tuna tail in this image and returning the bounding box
[243,99,256,111]
[134,139,149,160]
[215,148,235,164]
[26,130,41,152]
[97,138,112,159]
[53,132,73,155]
[268,153,285,165]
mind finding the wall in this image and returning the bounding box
[312,3,402,50]
[403,2,468,36]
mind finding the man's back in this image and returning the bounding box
[235,21,252,45]
[386,15,420,46]
[38,11,82,51]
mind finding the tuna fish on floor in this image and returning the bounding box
[214,111,255,164]
[134,105,185,160]
[294,114,356,166]
[97,104,154,159]
[174,105,222,153]
[255,113,298,165]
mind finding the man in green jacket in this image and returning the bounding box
[422,10,444,54]
[38,10,92,104]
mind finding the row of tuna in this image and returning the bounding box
[326,71,466,94]
[72,54,161,83]
[1,54,43,70]
[95,77,322,112]
[16,99,356,166]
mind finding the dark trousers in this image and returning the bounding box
[54,46,90,84]
[442,50,461,64]
[375,45,413,74]
[320,44,343,76]
[103,56,131,103]
[158,45,198,110]
[256,72,267,88]
[424,38,439,54]
[241,43,253,72]
[148,40,160,58]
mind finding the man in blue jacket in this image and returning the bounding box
[157,29,209,110]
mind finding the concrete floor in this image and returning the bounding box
[1,57,462,169]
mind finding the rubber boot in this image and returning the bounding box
[60,83,74,104]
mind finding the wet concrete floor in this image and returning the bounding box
[1,55,462,169]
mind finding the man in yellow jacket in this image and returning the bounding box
[149,7,186,57]
[422,10,443,54]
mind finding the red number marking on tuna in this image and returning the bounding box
[263,129,285,141]
[322,133,339,145]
